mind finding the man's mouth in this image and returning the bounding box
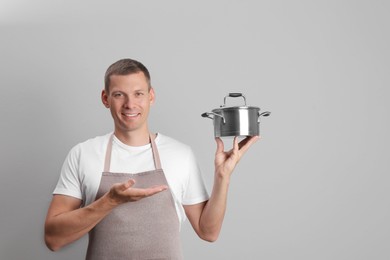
[122,113,140,118]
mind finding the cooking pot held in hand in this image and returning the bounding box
[201,93,270,137]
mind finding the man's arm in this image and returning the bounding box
[44,179,167,251]
[184,136,259,242]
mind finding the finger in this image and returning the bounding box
[238,136,260,154]
[130,185,168,198]
[233,136,239,152]
[238,136,259,148]
[146,185,168,195]
[149,184,169,190]
[215,137,224,154]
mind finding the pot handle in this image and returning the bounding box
[223,93,247,107]
[228,93,242,97]
[201,112,226,124]
[258,111,271,123]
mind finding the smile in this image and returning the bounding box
[122,113,140,118]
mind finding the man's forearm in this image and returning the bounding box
[198,174,231,242]
[45,193,116,251]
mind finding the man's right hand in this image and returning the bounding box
[107,179,168,205]
[45,179,167,251]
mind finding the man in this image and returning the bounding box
[44,58,259,259]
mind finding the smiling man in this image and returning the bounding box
[102,68,155,146]
[44,58,259,259]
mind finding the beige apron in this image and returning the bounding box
[86,134,183,260]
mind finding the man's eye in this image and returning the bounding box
[113,93,123,98]
[135,92,144,96]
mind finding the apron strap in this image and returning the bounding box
[103,133,162,172]
[104,136,113,173]
[150,133,162,170]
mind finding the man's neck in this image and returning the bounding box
[114,129,153,146]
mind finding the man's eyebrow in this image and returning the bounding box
[110,89,123,93]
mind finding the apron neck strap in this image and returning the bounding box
[149,134,162,170]
[104,133,162,172]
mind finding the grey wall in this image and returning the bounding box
[1,1,389,259]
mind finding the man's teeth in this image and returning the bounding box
[124,113,138,117]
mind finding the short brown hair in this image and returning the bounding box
[104,58,151,93]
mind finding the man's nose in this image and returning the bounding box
[123,96,135,108]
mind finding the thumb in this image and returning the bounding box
[121,179,135,190]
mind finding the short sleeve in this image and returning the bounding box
[53,145,83,201]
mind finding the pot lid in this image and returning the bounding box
[212,105,260,112]
[216,93,260,110]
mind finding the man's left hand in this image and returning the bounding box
[214,136,259,178]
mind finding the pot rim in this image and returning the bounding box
[212,106,260,113]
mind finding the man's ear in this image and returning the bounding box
[101,90,110,108]
[149,87,155,105]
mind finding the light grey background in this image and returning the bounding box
[1,0,389,259]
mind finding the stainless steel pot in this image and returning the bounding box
[201,93,270,137]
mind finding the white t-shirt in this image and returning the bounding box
[53,132,209,225]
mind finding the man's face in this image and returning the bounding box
[102,72,155,136]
